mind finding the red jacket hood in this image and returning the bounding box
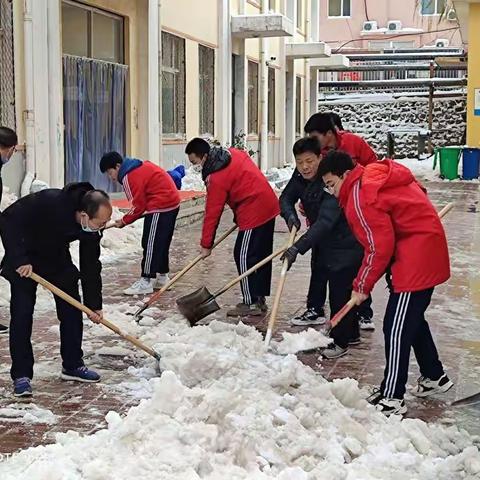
[339,160,421,207]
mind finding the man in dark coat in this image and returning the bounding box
[280,137,363,359]
[0,183,112,396]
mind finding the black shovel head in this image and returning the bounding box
[176,286,220,326]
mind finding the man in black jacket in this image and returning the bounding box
[280,137,363,359]
[0,183,112,396]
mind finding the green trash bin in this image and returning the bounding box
[433,147,462,180]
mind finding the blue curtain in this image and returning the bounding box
[63,55,127,191]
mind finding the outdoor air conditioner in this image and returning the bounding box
[435,38,450,48]
[446,8,457,22]
[387,20,402,32]
[362,21,378,32]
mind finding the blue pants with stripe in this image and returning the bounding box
[233,218,275,305]
[380,288,445,399]
[141,208,179,278]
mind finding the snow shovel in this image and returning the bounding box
[133,225,237,321]
[30,272,161,362]
[176,244,289,326]
[438,202,454,218]
[451,391,480,407]
[264,227,298,347]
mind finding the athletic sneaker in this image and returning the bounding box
[321,343,348,359]
[123,278,154,295]
[413,374,454,398]
[154,273,170,289]
[13,377,33,397]
[226,302,264,317]
[0,324,9,335]
[373,396,407,417]
[359,316,375,331]
[291,307,326,327]
[61,366,101,383]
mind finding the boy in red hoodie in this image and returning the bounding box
[100,152,180,295]
[185,138,280,316]
[319,151,453,416]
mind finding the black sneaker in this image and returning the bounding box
[374,397,407,416]
[0,324,8,335]
[321,343,348,359]
[413,374,454,397]
[359,316,375,331]
[256,297,268,313]
[291,308,326,326]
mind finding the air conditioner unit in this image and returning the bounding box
[446,8,457,22]
[362,21,378,32]
[435,38,450,48]
[387,20,402,32]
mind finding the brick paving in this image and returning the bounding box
[1,181,480,455]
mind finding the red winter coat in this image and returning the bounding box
[119,159,180,225]
[201,147,280,248]
[322,130,378,166]
[338,160,450,294]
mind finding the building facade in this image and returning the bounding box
[319,0,462,51]
[0,0,335,196]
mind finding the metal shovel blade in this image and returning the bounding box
[176,286,220,326]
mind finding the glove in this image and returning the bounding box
[280,246,299,271]
[287,214,301,232]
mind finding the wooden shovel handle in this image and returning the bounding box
[214,243,289,298]
[265,227,298,346]
[30,272,160,360]
[330,299,357,329]
[438,202,454,219]
[141,225,237,310]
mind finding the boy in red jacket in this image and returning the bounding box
[185,138,280,316]
[319,151,453,416]
[100,152,180,295]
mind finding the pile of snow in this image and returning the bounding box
[272,328,330,355]
[0,404,57,425]
[1,318,479,479]
[181,166,205,192]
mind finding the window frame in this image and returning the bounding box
[296,0,303,30]
[295,76,302,137]
[328,0,352,19]
[198,44,215,137]
[161,31,186,138]
[420,0,447,16]
[247,60,259,136]
[267,67,276,135]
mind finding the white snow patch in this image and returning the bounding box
[0,318,479,479]
[181,166,205,192]
[0,404,57,425]
[273,328,330,355]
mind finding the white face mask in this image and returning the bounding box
[80,216,100,233]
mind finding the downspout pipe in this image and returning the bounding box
[21,0,35,195]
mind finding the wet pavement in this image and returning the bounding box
[1,180,480,454]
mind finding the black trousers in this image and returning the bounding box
[141,208,179,278]
[307,248,327,311]
[233,218,275,304]
[328,266,360,349]
[3,265,84,380]
[380,288,444,399]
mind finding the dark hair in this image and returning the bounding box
[80,190,111,218]
[304,113,336,135]
[318,150,355,177]
[329,112,344,131]
[293,137,321,157]
[185,137,210,157]
[0,127,17,148]
[100,151,123,173]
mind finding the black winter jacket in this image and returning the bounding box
[0,183,103,310]
[279,170,363,272]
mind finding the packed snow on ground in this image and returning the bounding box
[272,328,330,355]
[1,316,480,479]
[0,404,57,425]
[181,166,206,192]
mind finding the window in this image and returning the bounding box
[62,1,124,63]
[295,76,302,136]
[328,0,351,17]
[248,61,259,135]
[269,0,276,12]
[296,0,303,29]
[268,68,275,134]
[199,45,215,136]
[162,32,186,136]
[0,0,15,128]
[421,0,446,15]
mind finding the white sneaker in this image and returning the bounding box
[123,278,154,295]
[154,273,170,289]
[412,374,454,398]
